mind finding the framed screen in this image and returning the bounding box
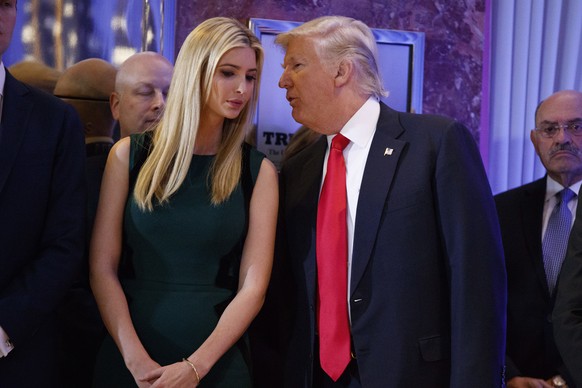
[248,17,425,168]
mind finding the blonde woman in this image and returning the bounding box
[90,17,278,387]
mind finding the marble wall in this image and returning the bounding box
[175,0,485,140]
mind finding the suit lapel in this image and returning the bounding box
[0,72,33,195]
[350,103,407,295]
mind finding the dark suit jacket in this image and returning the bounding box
[0,70,86,386]
[553,185,582,387]
[495,178,574,384]
[277,103,507,387]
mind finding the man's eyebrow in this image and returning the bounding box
[281,55,304,68]
[540,117,582,124]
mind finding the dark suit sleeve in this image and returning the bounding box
[493,192,523,381]
[0,103,86,347]
[435,121,507,386]
[553,208,582,386]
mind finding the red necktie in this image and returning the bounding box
[316,133,351,381]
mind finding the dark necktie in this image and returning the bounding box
[542,188,576,294]
[316,133,351,381]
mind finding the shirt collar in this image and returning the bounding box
[328,97,380,147]
[545,175,582,201]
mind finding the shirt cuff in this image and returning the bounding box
[0,326,14,357]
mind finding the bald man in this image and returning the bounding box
[54,58,117,388]
[495,90,582,387]
[112,51,173,138]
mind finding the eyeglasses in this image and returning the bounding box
[534,122,582,138]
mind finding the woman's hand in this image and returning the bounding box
[506,376,554,388]
[141,360,199,387]
[129,357,162,387]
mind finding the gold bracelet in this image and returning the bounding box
[182,358,200,385]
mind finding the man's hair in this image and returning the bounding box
[275,16,386,99]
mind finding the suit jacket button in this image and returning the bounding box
[546,314,552,323]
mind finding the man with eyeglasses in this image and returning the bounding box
[495,89,582,388]
[553,90,582,387]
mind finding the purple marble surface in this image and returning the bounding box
[175,0,485,140]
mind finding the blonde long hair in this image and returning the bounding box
[133,17,263,211]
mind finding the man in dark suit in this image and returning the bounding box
[53,57,117,387]
[549,90,582,387]
[0,1,87,386]
[272,16,506,387]
[495,90,582,388]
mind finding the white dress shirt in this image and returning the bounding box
[542,176,581,239]
[0,60,5,120]
[321,97,380,313]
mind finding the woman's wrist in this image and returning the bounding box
[182,358,200,385]
[124,349,151,374]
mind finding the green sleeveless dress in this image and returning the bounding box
[93,133,264,387]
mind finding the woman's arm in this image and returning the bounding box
[144,157,279,387]
[89,137,160,387]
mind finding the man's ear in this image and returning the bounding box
[110,92,120,120]
[334,60,353,87]
[530,130,540,156]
